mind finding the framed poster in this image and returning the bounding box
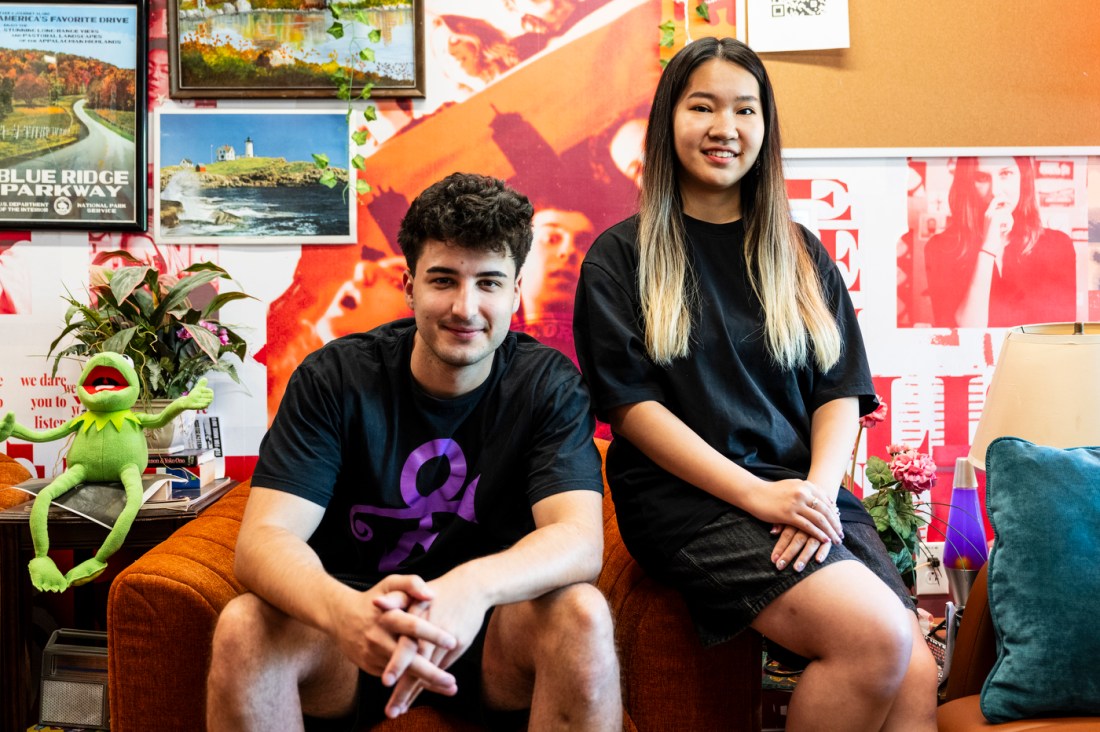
[168,0,424,99]
[154,108,355,245]
[0,1,147,230]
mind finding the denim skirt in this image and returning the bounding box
[650,507,916,648]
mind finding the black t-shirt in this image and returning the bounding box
[573,215,877,564]
[252,319,603,586]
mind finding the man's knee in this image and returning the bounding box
[537,584,618,682]
[542,583,614,640]
[210,594,270,676]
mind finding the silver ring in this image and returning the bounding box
[810,497,819,510]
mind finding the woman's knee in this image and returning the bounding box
[844,607,915,688]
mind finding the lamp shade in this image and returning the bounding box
[969,323,1100,468]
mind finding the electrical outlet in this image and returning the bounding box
[916,541,947,595]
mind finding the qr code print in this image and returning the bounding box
[771,0,827,17]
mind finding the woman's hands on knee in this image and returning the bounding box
[742,478,843,547]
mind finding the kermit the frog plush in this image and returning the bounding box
[0,352,213,592]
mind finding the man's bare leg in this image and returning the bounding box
[479,583,620,731]
[206,593,359,732]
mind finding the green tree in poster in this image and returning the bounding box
[0,78,13,118]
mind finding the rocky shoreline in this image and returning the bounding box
[158,163,350,229]
[160,199,245,229]
[159,165,349,190]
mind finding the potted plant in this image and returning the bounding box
[48,250,251,449]
[849,398,938,594]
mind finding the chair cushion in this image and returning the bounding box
[940,696,1100,731]
[980,437,1100,723]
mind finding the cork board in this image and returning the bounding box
[762,2,1100,150]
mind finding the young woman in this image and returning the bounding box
[573,38,938,730]
[923,156,1076,328]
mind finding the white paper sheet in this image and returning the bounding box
[748,0,850,52]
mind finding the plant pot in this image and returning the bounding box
[142,399,198,454]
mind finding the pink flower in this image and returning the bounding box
[889,449,938,494]
[859,398,888,429]
[176,321,229,346]
[886,443,908,457]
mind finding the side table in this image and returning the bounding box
[0,479,237,732]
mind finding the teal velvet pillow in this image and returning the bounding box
[980,437,1100,723]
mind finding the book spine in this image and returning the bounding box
[148,453,206,467]
[207,416,223,458]
[146,466,203,492]
[188,414,206,452]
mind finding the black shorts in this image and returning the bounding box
[651,506,915,650]
[303,607,528,731]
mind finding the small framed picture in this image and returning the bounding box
[154,108,356,245]
[0,0,147,230]
[168,0,425,99]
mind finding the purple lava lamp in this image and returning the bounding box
[943,458,989,607]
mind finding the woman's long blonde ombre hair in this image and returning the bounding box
[638,37,841,371]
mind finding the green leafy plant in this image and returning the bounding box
[860,449,933,582]
[48,252,252,401]
[849,399,939,589]
[313,4,384,198]
[658,3,710,68]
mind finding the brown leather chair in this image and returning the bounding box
[107,439,764,731]
[937,564,1098,731]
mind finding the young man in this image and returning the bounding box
[206,173,620,730]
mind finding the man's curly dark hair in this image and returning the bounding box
[397,172,534,274]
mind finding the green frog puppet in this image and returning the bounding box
[0,352,213,592]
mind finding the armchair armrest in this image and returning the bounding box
[597,513,762,731]
[592,437,761,732]
[942,563,998,702]
[0,453,32,509]
[107,482,252,732]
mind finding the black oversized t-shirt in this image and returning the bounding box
[252,319,603,586]
[573,215,877,565]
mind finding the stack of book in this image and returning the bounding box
[146,448,217,497]
[145,413,226,497]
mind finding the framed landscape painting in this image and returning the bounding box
[167,0,424,99]
[153,109,355,245]
[0,0,146,230]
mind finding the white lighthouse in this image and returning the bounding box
[244,136,254,158]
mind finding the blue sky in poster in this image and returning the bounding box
[159,112,350,168]
[0,3,137,69]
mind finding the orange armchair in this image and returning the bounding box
[937,565,1098,731]
[107,441,763,731]
[0,453,32,510]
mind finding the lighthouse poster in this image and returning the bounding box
[0,1,146,230]
[153,108,354,244]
